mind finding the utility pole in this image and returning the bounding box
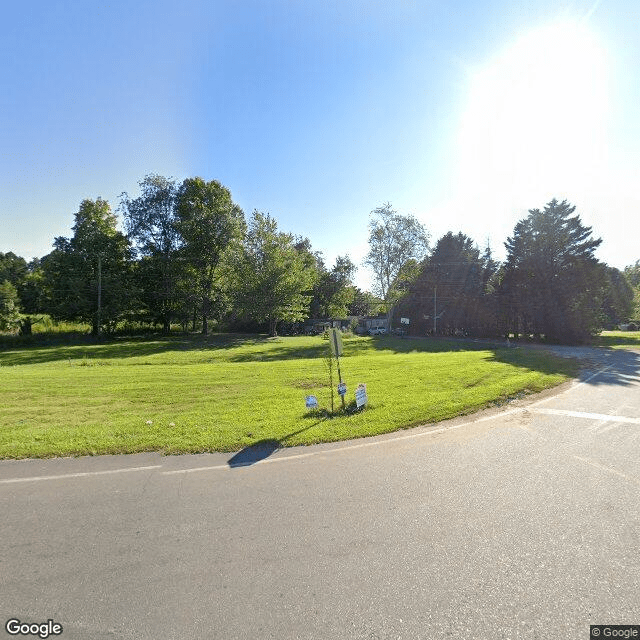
[424,287,445,336]
[97,255,102,337]
[433,286,437,335]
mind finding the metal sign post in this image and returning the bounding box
[329,328,346,409]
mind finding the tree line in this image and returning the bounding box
[0,175,380,337]
[0,175,637,344]
[377,199,635,343]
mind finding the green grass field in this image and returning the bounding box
[0,333,580,459]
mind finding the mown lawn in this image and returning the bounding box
[0,334,579,459]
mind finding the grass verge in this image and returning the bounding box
[0,334,579,459]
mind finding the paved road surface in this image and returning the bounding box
[1,346,639,639]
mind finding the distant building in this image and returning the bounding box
[304,317,359,334]
[357,315,389,334]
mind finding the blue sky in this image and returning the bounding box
[2,0,638,291]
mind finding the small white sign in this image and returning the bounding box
[337,382,347,396]
[355,383,368,408]
[401,317,410,325]
[305,395,319,409]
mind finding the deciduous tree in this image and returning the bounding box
[120,175,182,333]
[175,177,246,335]
[236,211,316,336]
[0,280,21,332]
[309,255,356,318]
[42,198,132,335]
[0,252,28,287]
[364,203,429,301]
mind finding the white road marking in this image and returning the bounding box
[0,465,162,484]
[530,408,640,424]
[573,455,640,487]
[615,372,640,383]
[529,366,612,407]
[0,364,627,482]
[161,409,522,475]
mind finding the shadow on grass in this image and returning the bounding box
[0,333,274,366]
[370,335,640,388]
[3,332,637,389]
[0,331,476,367]
[227,422,322,468]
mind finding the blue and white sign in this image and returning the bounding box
[355,383,368,408]
[337,382,347,396]
[305,395,319,409]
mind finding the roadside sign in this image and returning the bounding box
[305,395,319,409]
[355,383,367,408]
[401,317,410,325]
[337,382,347,396]
[329,328,343,356]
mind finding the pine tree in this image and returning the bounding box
[501,199,603,343]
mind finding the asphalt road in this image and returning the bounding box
[1,346,639,640]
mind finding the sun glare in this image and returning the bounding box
[456,20,610,204]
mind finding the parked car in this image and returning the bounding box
[369,327,387,336]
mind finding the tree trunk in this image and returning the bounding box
[19,317,32,336]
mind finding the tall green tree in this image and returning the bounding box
[0,253,45,321]
[395,232,494,335]
[120,175,182,333]
[175,177,246,335]
[602,266,634,327]
[236,211,316,336]
[0,252,28,287]
[364,203,430,301]
[0,280,21,332]
[18,258,47,315]
[624,261,640,288]
[500,199,603,343]
[42,198,132,335]
[309,255,356,318]
[347,287,383,317]
[624,261,640,320]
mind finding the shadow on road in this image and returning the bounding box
[227,423,321,468]
[540,345,640,387]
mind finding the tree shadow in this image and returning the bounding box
[227,423,321,468]
[367,335,640,387]
[3,332,637,390]
[0,331,481,367]
[0,333,275,366]
[544,345,640,387]
[486,343,640,387]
